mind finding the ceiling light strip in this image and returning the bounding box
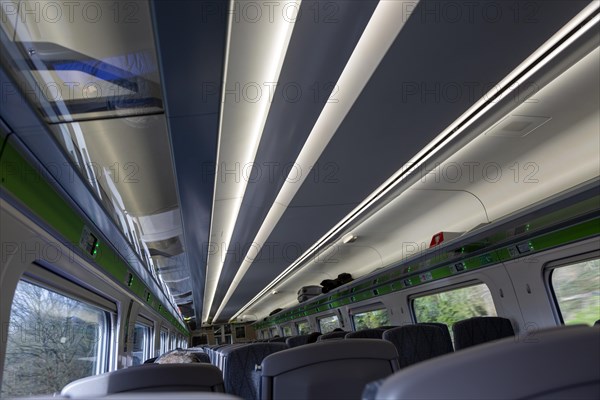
[202,0,235,322]
[213,0,419,322]
[203,0,302,322]
[230,1,600,321]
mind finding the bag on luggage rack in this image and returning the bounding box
[297,285,322,303]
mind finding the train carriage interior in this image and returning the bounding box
[0,0,599,399]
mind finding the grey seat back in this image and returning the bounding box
[452,316,514,350]
[418,322,453,352]
[345,329,385,339]
[61,363,225,397]
[382,324,452,368]
[221,343,288,400]
[316,330,347,341]
[215,344,247,370]
[268,336,287,343]
[191,351,211,363]
[286,334,316,348]
[260,339,399,400]
[376,325,600,400]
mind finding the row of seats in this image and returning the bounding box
[197,317,516,399]
[59,318,599,400]
[55,324,600,399]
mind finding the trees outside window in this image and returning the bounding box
[552,259,600,325]
[413,283,496,335]
[353,309,390,330]
[1,281,109,398]
[318,315,340,333]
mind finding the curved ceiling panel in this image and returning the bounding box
[208,0,380,320]
[152,0,229,322]
[213,0,591,322]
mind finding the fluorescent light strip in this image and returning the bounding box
[230,1,600,321]
[202,0,235,323]
[213,0,418,322]
[203,0,301,322]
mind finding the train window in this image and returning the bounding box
[296,320,310,335]
[318,314,341,333]
[160,329,169,354]
[132,322,152,366]
[1,280,111,398]
[412,283,497,331]
[352,308,390,330]
[551,258,600,325]
[270,327,279,338]
[282,325,293,336]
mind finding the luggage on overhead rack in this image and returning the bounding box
[297,285,322,303]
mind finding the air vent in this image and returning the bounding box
[485,115,551,137]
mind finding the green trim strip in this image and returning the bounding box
[0,141,188,336]
[254,212,599,330]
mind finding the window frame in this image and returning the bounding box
[410,280,496,325]
[281,324,293,337]
[21,265,116,374]
[349,303,390,331]
[295,320,311,335]
[2,278,114,396]
[317,313,341,334]
[545,251,600,325]
[159,328,169,354]
[133,315,153,366]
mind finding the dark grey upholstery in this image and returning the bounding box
[595,319,600,326]
[215,344,247,370]
[376,325,600,399]
[267,336,287,343]
[382,325,452,368]
[261,339,399,400]
[193,351,211,363]
[345,329,385,339]
[61,363,225,397]
[418,322,453,352]
[207,344,229,364]
[452,316,514,350]
[103,394,242,400]
[317,331,347,341]
[362,379,385,400]
[221,342,288,400]
[286,333,321,348]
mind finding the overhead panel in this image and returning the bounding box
[208,0,380,320]
[216,0,592,321]
[6,0,162,123]
[152,0,229,323]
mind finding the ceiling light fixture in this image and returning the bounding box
[342,233,358,244]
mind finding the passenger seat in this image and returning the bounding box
[61,363,225,397]
[345,328,386,339]
[375,325,600,399]
[452,316,514,350]
[418,322,453,352]
[260,339,398,400]
[316,330,348,341]
[382,325,452,368]
[221,342,288,399]
[286,333,321,347]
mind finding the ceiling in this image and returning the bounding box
[1,0,597,326]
